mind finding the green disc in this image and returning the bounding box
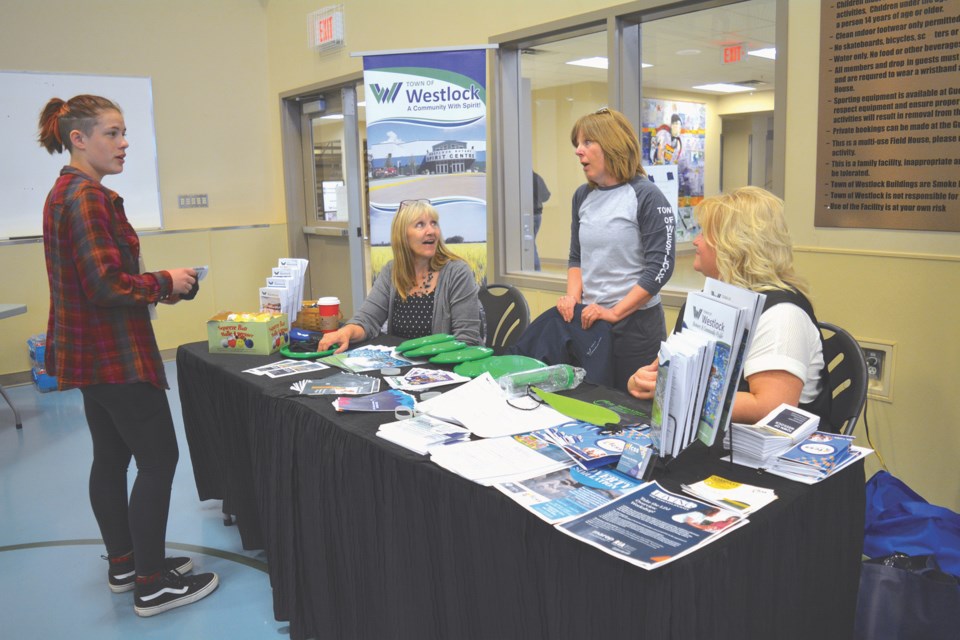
[429,345,494,364]
[396,333,456,353]
[454,355,546,379]
[403,340,466,358]
[279,344,339,360]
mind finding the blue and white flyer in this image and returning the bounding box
[496,466,645,525]
[557,481,747,570]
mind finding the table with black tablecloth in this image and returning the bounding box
[176,340,865,640]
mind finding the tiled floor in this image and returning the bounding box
[0,361,287,639]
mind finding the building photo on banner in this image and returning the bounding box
[362,48,489,284]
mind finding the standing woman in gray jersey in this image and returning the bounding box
[558,107,676,390]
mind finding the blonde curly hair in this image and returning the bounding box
[696,186,809,296]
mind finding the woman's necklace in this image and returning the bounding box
[416,268,435,296]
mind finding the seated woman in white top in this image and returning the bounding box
[628,186,827,425]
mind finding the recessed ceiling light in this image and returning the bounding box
[692,83,755,93]
[676,49,701,56]
[567,57,609,69]
[747,47,776,60]
[566,57,652,69]
[319,113,345,120]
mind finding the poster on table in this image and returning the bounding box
[362,49,488,283]
[642,98,707,244]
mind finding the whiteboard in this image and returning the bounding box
[0,71,162,239]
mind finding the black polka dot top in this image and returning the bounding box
[392,291,435,339]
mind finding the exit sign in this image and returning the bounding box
[308,6,344,52]
[722,44,744,64]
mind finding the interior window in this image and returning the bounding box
[499,0,778,293]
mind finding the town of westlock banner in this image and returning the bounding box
[363,49,487,283]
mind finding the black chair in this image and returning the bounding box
[819,321,868,436]
[479,284,530,349]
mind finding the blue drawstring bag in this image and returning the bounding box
[863,470,960,577]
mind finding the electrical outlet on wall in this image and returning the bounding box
[858,339,895,402]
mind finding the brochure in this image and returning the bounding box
[531,421,653,470]
[244,359,329,378]
[376,414,471,455]
[495,466,645,525]
[382,367,471,391]
[290,373,380,395]
[770,432,857,478]
[556,481,748,570]
[766,445,873,484]
[320,345,418,372]
[681,475,778,515]
[333,389,415,412]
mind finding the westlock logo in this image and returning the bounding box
[370,82,402,104]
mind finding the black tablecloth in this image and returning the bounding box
[177,341,865,640]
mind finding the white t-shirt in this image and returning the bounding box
[742,303,824,403]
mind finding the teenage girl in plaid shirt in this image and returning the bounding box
[38,95,217,617]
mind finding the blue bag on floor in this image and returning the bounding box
[863,470,960,577]
[854,553,960,640]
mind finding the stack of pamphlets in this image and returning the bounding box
[319,345,417,372]
[681,475,778,516]
[429,434,572,485]
[495,466,645,525]
[376,414,471,455]
[382,367,470,391]
[723,403,820,469]
[333,388,415,412]
[651,278,765,457]
[767,432,864,482]
[290,372,379,395]
[259,258,308,325]
[530,421,653,470]
[556,481,748,570]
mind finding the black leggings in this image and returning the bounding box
[80,383,179,577]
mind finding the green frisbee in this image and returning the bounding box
[396,333,456,353]
[453,355,546,379]
[429,345,494,364]
[402,340,467,358]
[279,344,339,360]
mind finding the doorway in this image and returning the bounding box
[280,80,368,319]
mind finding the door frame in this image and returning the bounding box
[280,72,367,307]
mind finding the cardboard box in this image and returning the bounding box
[207,312,289,355]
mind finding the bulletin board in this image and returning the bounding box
[0,71,162,239]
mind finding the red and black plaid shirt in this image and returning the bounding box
[43,166,172,390]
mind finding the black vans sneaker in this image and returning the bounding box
[134,569,219,617]
[106,554,193,593]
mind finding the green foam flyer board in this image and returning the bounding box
[396,333,455,353]
[402,340,466,358]
[454,355,545,379]
[532,389,621,426]
[429,345,494,364]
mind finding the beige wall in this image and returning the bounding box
[0,0,287,373]
[1,0,958,512]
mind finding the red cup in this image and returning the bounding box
[317,296,341,333]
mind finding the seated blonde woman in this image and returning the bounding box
[319,199,481,353]
[628,186,830,426]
